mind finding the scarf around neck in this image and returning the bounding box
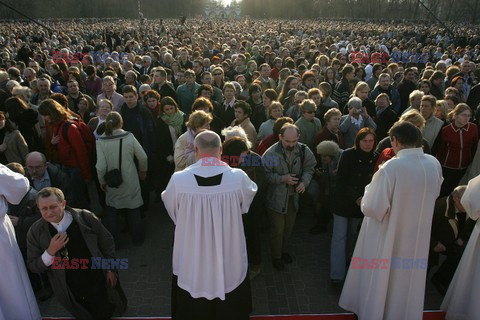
[161,111,185,134]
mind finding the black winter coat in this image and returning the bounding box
[374,106,399,141]
[334,148,378,218]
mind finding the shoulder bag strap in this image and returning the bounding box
[118,138,123,171]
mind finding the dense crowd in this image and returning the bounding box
[1,17,480,319]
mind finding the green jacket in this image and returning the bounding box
[295,116,322,151]
[263,142,317,214]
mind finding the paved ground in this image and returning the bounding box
[39,199,444,317]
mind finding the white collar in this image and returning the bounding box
[350,114,363,126]
[224,99,235,109]
[49,210,73,233]
[396,147,424,158]
[184,157,233,177]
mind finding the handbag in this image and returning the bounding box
[104,138,124,188]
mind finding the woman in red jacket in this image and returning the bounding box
[38,99,92,208]
[437,103,478,197]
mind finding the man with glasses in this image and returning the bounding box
[212,67,225,91]
[263,124,317,271]
[27,187,126,320]
[139,55,152,75]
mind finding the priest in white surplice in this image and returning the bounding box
[339,121,443,320]
[0,164,41,320]
[162,130,257,320]
[441,173,480,320]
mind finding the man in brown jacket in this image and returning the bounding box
[27,187,126,320]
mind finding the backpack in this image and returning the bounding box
[62,117,96,165]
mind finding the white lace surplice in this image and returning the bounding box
[0,165,41,320]
[162,159,257,300]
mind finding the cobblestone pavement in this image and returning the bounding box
[39,199,444,317]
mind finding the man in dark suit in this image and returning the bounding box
[139,56,153,75]
[203,40,219,60]
[215,82,236,126]
[152,68,177,101]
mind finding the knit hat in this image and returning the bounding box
[316,140,340,157]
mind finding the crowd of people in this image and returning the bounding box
[1,17,480,320]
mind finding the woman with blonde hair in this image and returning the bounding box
[316,54,330,74]
[96,111,147,246]
[173,110,213,171]
[351,81,375,117]
[434,100,450,121]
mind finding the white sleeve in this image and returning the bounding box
[361,166,392,221]
[161,176,178,224]
[41,250,54,267]
[240,172,258,213]
[0,165,29,205]
[461,174,480,220]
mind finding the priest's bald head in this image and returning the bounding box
[194,130,222,160]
